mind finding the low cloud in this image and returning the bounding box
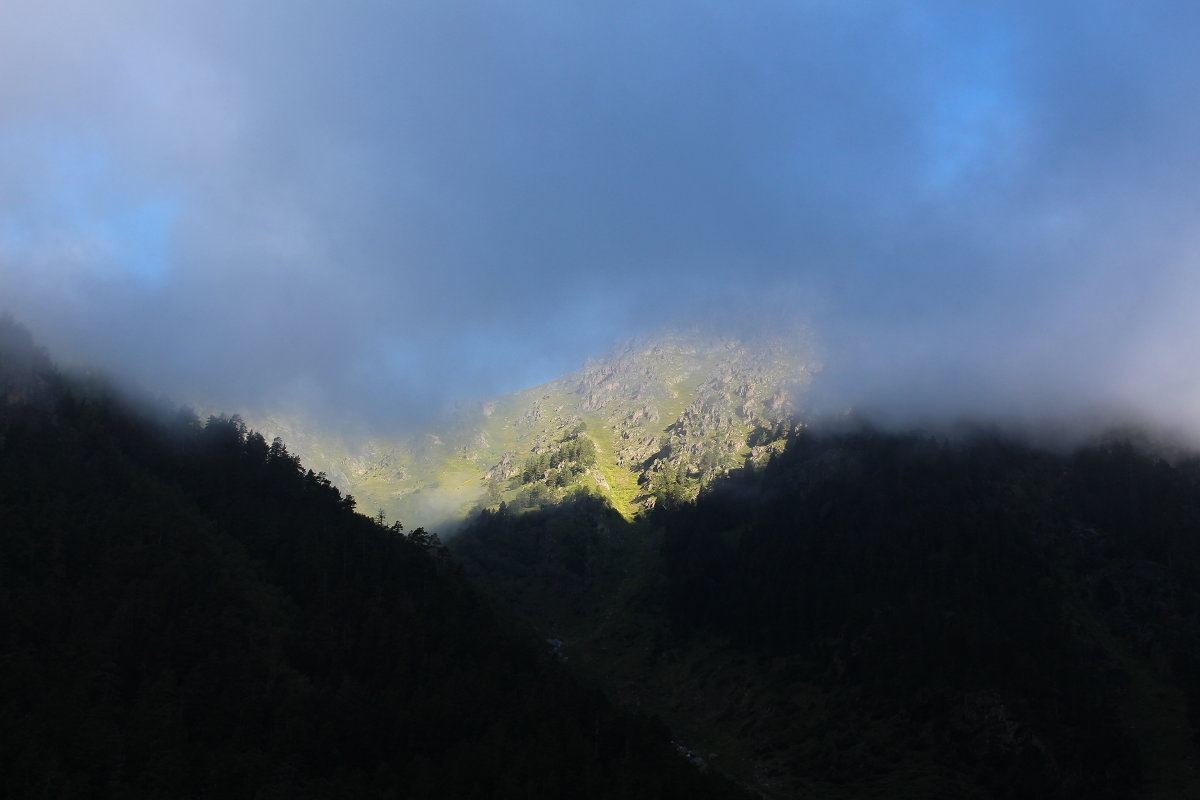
[4,1,1200,435]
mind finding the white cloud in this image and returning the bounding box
[4,0,1200,432]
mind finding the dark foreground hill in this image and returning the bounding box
[0,319,745,800]
[453,424,1200,798]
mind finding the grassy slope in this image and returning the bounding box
[584,421,642,518]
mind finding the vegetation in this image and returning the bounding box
[454,424,1200,798]
[0,319,746,800]
[241,331,812,527]
[12,313,1200,798]
[517,429,597,488]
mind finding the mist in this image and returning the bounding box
[4,1,1200,435]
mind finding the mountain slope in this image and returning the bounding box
[249,330,816,529]
[451,425,1200,798]
[0,319,748,799]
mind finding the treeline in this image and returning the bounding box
[0,319,745,800]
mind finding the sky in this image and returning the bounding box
[4,1,1200,432]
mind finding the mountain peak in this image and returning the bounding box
[247,329,817,530]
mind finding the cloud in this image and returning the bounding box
[3,1,1200,433]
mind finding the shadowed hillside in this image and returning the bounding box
[0,318,747,800]
[452,424,1200,798]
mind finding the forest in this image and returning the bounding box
[453,425,1200,798]
[0,319,745,799]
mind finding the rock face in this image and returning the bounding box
[244,329,817,528]
[571,333,813,503]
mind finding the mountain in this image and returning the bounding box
[451,425,1200,799]
[246,330,817,531]
[230,327,1200,797]
[12,315,1200,798]
[0,318,747,799]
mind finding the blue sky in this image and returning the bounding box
[3,1,1200,431]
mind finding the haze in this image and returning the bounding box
[3,1,1199,433]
